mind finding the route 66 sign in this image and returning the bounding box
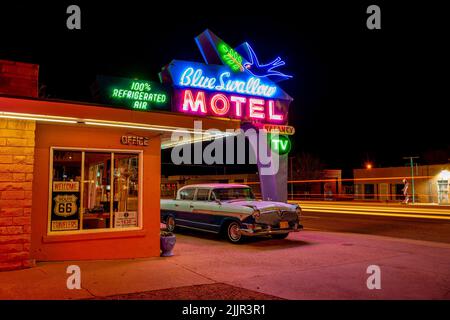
[53,194,78,217]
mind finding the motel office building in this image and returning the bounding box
[0,60,240,271]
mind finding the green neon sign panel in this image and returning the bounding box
[217,42,244,72]
[269,134,291,155]
[96,76,171,111]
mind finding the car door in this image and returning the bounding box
[190,188,221,232]
[172,187,195,228]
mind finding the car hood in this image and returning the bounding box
[224,200,296,212]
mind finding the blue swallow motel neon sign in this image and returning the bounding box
[165,60,291,100]
[179,66,277,98]
[159,30,293,124]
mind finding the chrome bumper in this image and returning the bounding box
[239,223,303,237]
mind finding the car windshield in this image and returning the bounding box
[212,188,255,201]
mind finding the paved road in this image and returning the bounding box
[295,201,450,243]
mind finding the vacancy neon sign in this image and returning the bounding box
[178,89,286,123]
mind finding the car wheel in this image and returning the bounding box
[272,233,289,240]
[166,216,176,232]
[226,221,243,243]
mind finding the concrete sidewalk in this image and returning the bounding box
[0,256,215,299]
[1,230,450,299]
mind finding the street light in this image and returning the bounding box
[365,163,373,170]
[439,170,450,180]
[289,156,294,200]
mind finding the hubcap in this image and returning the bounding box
[228,223,241,241]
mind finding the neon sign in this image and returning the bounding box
[176,89,286,123]
[164,61,291,101]
[239,43,293,81]
[269,134,291,154]
[195,29,292,82]
[96,75,171,111]
[179,66,277,98]
[158,30,293,125]
[262,124,295,135]
[217,42,244,72]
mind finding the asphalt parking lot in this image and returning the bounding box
[167,229,450,299]
[2,229,450,299]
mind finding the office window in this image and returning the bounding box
[49,148,141,233]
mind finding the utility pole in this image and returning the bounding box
[403,156,419,204]
[289,156,294,200]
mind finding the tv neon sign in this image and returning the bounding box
[178,89,285,122]
[269,134,291,155]
[179,67,277,98]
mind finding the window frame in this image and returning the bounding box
[47,146,144,235]
[178,187,196,201]
[195,188,211,201]
[211,187,255,201]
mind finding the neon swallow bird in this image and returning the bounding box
[242,43,293,81]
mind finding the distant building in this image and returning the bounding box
[161,174,260,198]
[353,164,450,204]
[161,169,343,200]
[291,169,343,200]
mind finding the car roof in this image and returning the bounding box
[179,183,250,190]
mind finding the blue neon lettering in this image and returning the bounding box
[179,67,193,86]
[178,67,277,98]
[216,71,229,91]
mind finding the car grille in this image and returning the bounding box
[256,210,298,226]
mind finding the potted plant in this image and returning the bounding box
[160,229,176,257]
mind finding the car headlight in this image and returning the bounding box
[252,209,261,218]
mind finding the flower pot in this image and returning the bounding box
[160,234,176,257]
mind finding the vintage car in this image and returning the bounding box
[160,183,302,243]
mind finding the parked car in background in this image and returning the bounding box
[160,184,302,243]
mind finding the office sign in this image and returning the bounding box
[121,135,149,146]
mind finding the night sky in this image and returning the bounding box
[1,1,448,176]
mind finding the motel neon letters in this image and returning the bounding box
[181,89,285,122]
[161,57,292,124]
